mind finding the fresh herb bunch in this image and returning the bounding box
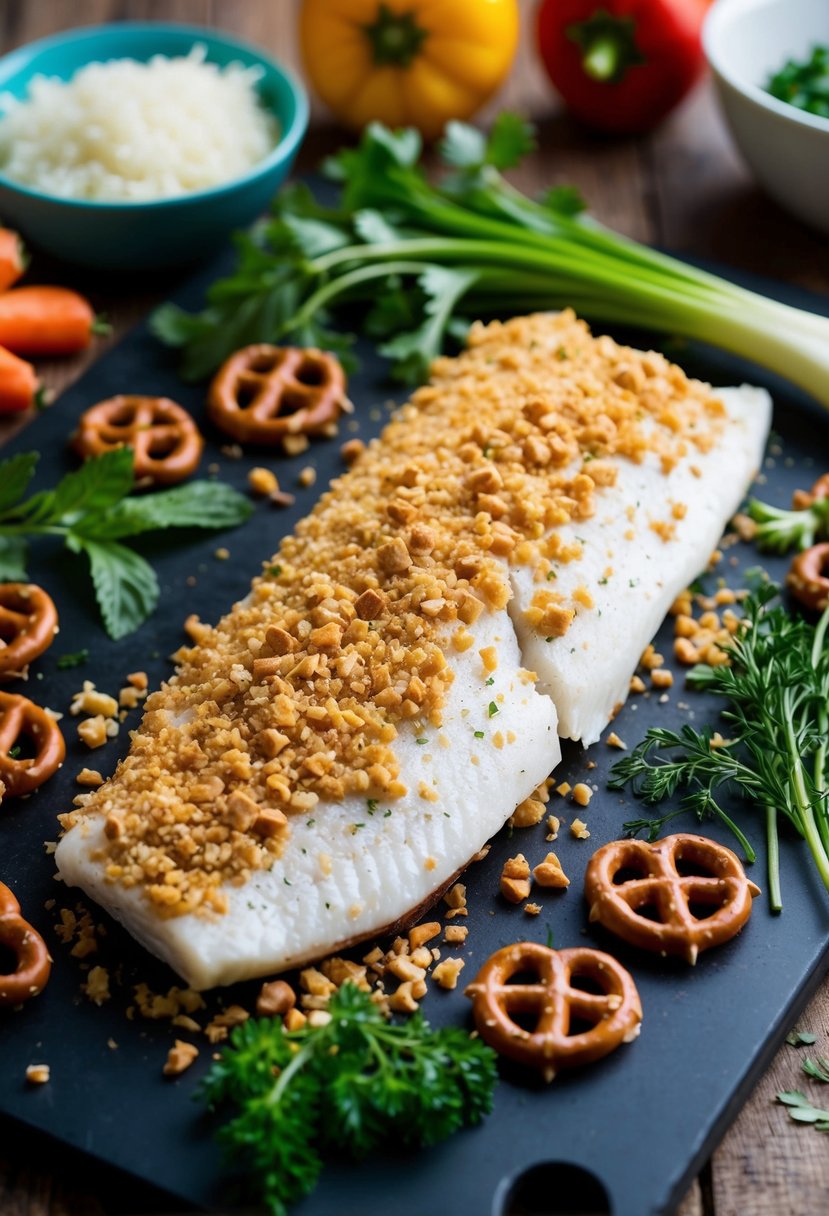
[200,981,497,1216]
[0,449,251,640]
[152,115,829,405]
[767,45,829,120]
[609,586,829,912]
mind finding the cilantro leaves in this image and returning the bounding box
[201,982,496,1216]
[0,450,252,640]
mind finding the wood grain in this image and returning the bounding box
[1,2,829,1213]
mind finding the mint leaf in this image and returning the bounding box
[47,448,135,523]
[73,537,159,640]
[0,535,28,580]
[379,266,478,382]
[0,452,38,516]
[74,480,253,541]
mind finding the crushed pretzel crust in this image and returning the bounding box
[59,312,728,918]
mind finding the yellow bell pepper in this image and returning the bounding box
[299,0,520,141]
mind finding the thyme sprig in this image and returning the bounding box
[610,586,829,911]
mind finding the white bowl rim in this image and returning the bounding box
[0,20,310,211]
[703,0,829,136]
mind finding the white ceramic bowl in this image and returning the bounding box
[703,0,829,234]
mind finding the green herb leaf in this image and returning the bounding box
[76,480,252,541]
[0,536,28,581]
[803,1057,829,1083]
[787,1029,818,1047]
[201,982,496,1215]
[72,537,159,641]
[56,649,89,670]
[777,1090,829,1129]
[0,452,38,516]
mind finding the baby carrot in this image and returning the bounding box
[0,285,105,356]
[0,230,26,292]
[0,345,39,413]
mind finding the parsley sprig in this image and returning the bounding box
[747,495,829,553]
[767,45,829,120]
[610,586,829,911]
[0,449,251,640]
[200,982,497,1216]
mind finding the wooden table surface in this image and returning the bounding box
[1,2,828,1214]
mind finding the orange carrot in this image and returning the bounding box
[0,345,39,412]
[0,285,104,356]
[0,230,26,292]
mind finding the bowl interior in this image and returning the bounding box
[0,22,307,201]
[705,0,829,100]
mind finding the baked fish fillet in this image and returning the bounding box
[55,312,770,988]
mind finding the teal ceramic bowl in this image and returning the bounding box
[0,23,309,270]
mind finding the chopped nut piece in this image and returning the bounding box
[555,781,571,797]
[408,921,441,950]
[606,732,626,750]
[533,852,570,889]
[252,808,288,838]
[77,715,108,749]
[546,814,560,841]
[524,902,543,916]
[572,782,593,807]
[377,537,412,575]
[510,796,546,827]
[651,668,674,689]
[444,925,468,944]
[82,965,111,1005]
[283,433,310,456]
[284,1007,307,1031]
[340,438,365,464]
[432,957,465,990]
[248,467,279,496]
[163,1041,199,1077]
[126,671,148,690]
[256,980,296,1018]
[298,465,317,488]
[444,883,467,910]
[500,853,532,903]
[269,489,296,508]
[76,767,104,787]
[571,818,591,840]
[354,588,386,620]
[25,1064,50,1085]
[389,981,419,1014]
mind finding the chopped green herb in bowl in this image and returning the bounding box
[766,45,829,120]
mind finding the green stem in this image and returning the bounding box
[783,689,829,893]
[766,803,782,913]
[582,37,621,82]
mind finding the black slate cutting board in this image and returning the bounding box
[1,251,828,1216]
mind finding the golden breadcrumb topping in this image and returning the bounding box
[61,311,727,917]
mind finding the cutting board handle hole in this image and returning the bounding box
[495,1161,612,1216]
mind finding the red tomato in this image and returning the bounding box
[536,0,707,134]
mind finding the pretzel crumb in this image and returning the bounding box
[163,1041,199,1077]
[25,1064,50,1085]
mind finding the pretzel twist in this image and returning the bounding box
[208,345,348,446]
[0,584,58,676]
[787,543,829,613]
[0,691,65,796]
[584,833,761,964]
[465,941,642,1082]
[0,881,51,1007]
[74,395,204,486]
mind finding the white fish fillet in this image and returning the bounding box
[512,385,772,744]
[54,316,772,990]
[56,610,559,989]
